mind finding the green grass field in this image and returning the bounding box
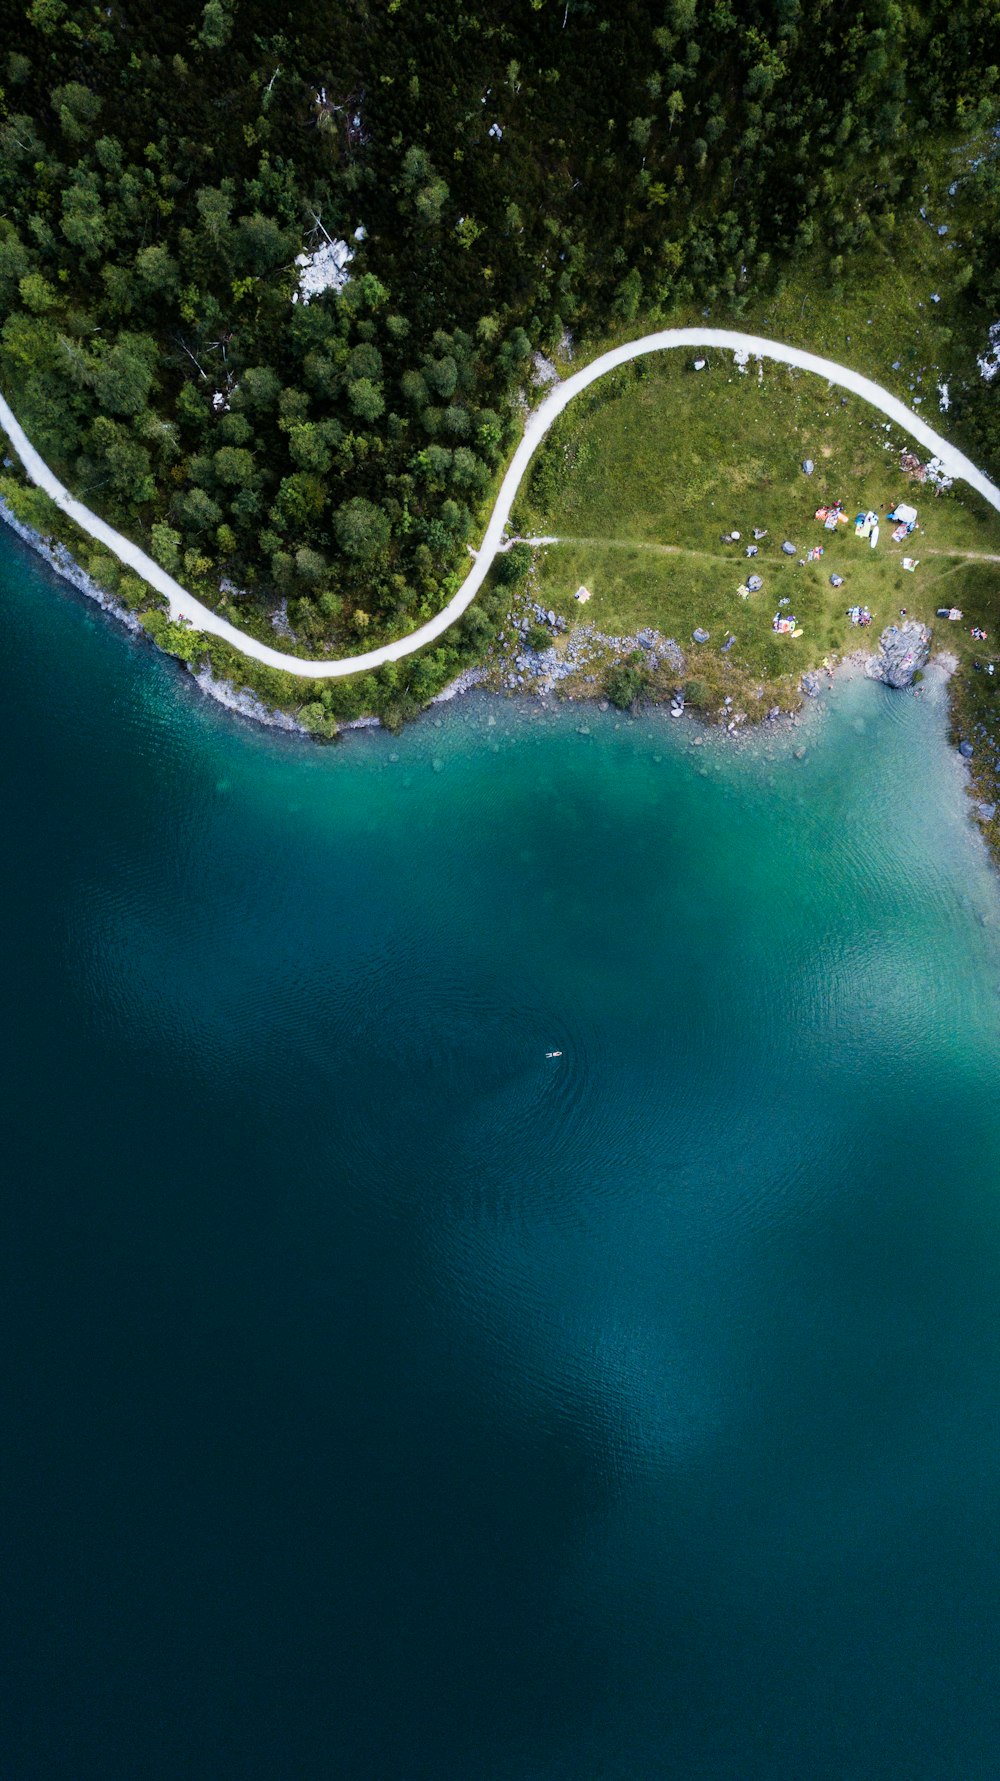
[514,352,1000,703]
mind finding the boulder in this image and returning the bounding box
[782,541,796,555]
[864,620,931,689]
[692,627,710,644]
[802,458,814,475]
[959,740,974,758]
[830,573,844,588]
[747,574,763,592]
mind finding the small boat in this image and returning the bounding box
[545,1050,562,1059]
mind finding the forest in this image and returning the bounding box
[0,0,999,700]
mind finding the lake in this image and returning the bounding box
[3,528,1000,1779]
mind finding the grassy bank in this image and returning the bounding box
[517,351,1000,677]
[507,334,1000,851]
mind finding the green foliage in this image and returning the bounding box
[89,334,158,418]
[151,522,182,574]
[142,610,203,662]
[334,496,391,560]
[605,661,649,710]
[52,81,101,145]
[198,0,233,50]
[0,0,997,721]
[347,377,385,422]
[683,678,710,709]
[496,542,533,587]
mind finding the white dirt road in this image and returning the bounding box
[2,328,999,681]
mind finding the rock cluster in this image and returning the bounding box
[864,620,931,688]
[494,597,685,695]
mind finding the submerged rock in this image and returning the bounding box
[864,620,931,689]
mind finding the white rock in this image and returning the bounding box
[292,237,354,304]
[978,319,1000,383]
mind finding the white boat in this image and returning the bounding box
[545,1050,562,1059]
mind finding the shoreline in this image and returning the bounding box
[0,496,308,733]
[0,490,952,736]
[1,437,993,863]
[3,326,999,685]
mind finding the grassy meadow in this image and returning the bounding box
[510,349,1000,714]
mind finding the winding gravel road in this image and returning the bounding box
[2,328,999,681]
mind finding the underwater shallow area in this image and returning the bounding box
[3,529,1000,1779]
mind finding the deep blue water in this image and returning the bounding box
[3,528,1000,1779]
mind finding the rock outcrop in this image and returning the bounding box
[864,620,931,688]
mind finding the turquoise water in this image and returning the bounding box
[3,528,1000,1779]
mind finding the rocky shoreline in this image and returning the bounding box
[0,497,311,733]
[0,494,144,637]
[0,501,983,817]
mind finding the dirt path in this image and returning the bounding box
[3,326,1000,681]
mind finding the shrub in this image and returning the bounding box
[606,662,648,710]
[495,541,532,586]
[683,677,710,708]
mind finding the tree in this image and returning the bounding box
[135,244,180,299]
[60,175,108,258]
[179,486,222,532]
[236,365,281,411]
[213,445,257,487]
[423,354,458,399]
[451,446,487,489]
[52,82,102,146]
[0,229,30,303]
[198,0,233,49]
[270,472,326,531]
[294,546,327,584]
[334,496,391,560]
[89,334,158,417]
[288,422,332,474]
[151,522,182,573]
[86,416,156,505]
[235,211,289,275]
[348,377,385,422]
[196,181,236,247]
[18,272,57,314]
